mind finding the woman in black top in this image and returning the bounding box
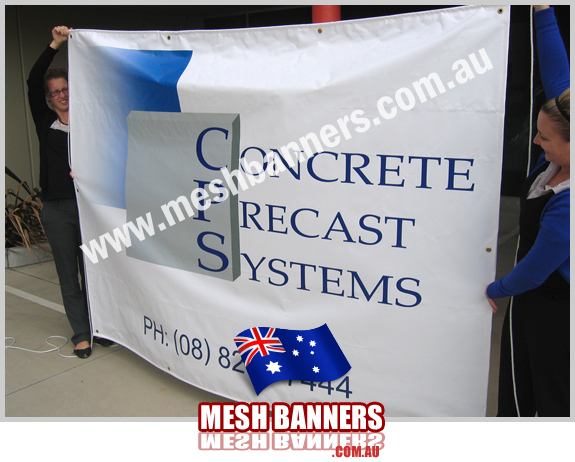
[27,26,113,358]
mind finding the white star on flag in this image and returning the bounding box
[292,350,299,356]
[309,340,316,347]
[296,335,303,342]
[266,361,282,374]
[313,366,320,373]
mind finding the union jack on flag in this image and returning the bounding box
[234,324,351,395]
[234,327,286,366]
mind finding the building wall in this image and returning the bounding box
[6,6,36,191]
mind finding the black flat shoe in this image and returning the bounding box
[94,337,116,347]
[74,346,92,358]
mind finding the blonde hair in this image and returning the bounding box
[541,88,570,141]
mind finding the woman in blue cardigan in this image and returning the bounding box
[486,5,570,416]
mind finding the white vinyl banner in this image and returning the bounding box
[69,5,510,416]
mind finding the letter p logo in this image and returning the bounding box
[125,111,240,281]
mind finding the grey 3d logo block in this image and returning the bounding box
[125,111,240,281]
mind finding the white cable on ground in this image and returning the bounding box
[5,336,78,359]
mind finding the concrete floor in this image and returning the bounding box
[4,198,519,418]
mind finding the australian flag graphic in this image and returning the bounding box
[234,323,351,395]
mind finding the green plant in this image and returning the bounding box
[5,167,50,254]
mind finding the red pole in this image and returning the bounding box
[312,5,341,23]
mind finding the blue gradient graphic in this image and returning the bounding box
[81,47,193,208]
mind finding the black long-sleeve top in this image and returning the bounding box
[27,45,75,201]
